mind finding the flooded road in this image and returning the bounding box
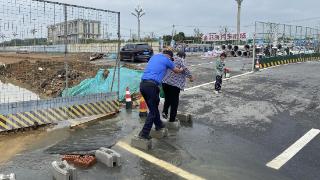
[1,58,319,180]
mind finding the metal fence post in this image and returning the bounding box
[117,12,121,101]
[252,22,257,71]
[64,4,69,90]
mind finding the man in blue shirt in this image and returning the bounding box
[139,49,183,140]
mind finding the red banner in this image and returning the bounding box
[202,32,247,42]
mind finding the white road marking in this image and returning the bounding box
[185,71,253,91]
[116,141,206,180]
[266,128,320,170]
[190,62,214,67]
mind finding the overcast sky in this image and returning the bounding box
[52,0,320,38]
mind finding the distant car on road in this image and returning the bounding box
[120,43,153,62]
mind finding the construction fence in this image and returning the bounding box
[0,0,122,131]
[0,0,121,98]
[0,92,120,133]
[253,21,320,69]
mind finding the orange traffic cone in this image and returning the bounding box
[125,87,132,109]
[255,59,260,70]
[139,95,148,117]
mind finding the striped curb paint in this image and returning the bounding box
[0,100,120,132]
[258,54,320,70]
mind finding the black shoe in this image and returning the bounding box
[162,112,168,119]
[155,124,166,131]
[138,132,152,140]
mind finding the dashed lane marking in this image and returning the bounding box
[266,128,320,170]
[116,141,206,180]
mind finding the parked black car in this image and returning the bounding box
[120,43,153,62]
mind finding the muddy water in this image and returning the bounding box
[0,80,39,103]
[0,81,41,164]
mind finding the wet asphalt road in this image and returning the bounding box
[1,57,320,180]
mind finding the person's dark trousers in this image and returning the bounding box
[162,83,181,122]
[139,81,164,138]
[215,75,222,91]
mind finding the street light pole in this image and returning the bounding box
[131,5,145,42]
[235,0,243,45]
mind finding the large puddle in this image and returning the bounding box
[0,81,39,103]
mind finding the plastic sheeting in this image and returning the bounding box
[62,67,143,100]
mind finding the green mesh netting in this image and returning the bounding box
[62,67,143,100]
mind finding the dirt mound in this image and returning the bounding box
[0,60,111,98]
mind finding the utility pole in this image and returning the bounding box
[235,0,243,45]
[12,32,18,47]
[171,24,175,47]
[131,5,145,42]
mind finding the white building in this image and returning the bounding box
[48,19,101,44]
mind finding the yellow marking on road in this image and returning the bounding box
[33,111,51,123]
[7,114,28,127]
[25,112,45,125]
[116,141,206,180]
[16,113,35,125]
[0,114,20,129]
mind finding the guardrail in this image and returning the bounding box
[258,53,320,69]
[0,92,120,133]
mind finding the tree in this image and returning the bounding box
[162,35,172,44]
[173,32,185,42]
[193,28,203,43]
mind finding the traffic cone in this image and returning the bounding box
[125,87,132,109]
[255,59,260,70]
[139,95,148,117]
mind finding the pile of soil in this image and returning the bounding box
[0,60,111,98]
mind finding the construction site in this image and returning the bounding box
[0,0,320,180]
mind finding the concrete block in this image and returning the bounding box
[95,147,121,167]
[150,128,168,139]
[176,112,192,122]
[51,160,77,180]
[131,136,152,150]
[166,121,181,130]
[0,173,15,180]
